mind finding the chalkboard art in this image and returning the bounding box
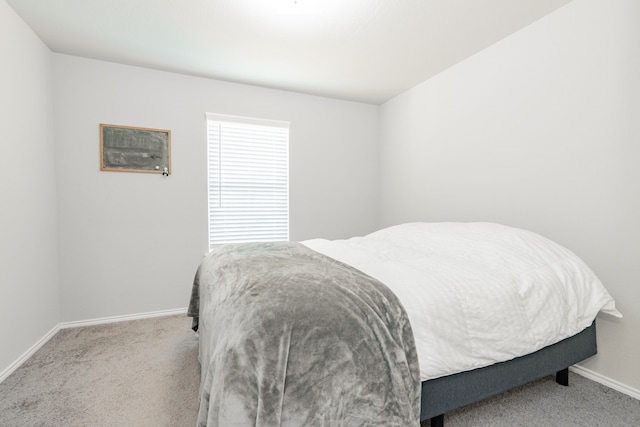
[100,124,171,175]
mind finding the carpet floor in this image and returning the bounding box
[1,314,638,426]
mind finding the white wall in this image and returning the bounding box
[380,0,640,390]
[0,1,59,375]
[52,55,379,322]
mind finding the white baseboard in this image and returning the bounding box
[0,323,60,384]
[571,365,640,400]
[59,307,187,329]
[0,308,187,384]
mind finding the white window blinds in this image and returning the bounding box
[206,113,289,248]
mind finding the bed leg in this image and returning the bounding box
[430,414,444,427]
[556,368,569,386]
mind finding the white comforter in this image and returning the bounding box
[302,222,621,381]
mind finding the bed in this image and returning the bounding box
[188,222,621,426]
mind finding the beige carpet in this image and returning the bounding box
[0,314,199,427]
[1,314,639,426]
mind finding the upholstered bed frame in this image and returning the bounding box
[420,322,597,426]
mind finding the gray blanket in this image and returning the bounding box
[188,242,420,426]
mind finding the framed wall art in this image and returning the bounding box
[100,124,171,175]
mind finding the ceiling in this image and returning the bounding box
[6,0,572,104]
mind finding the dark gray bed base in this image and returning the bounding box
[419,322,597,425]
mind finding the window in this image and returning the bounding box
[206,113,289,249]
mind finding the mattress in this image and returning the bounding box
[302,222,621,381]
[189,241,421,426]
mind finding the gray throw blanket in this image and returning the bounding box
[188,242,420,426]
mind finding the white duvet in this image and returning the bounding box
[302,222,621,381]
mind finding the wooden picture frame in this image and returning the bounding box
[100,124,171,174]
